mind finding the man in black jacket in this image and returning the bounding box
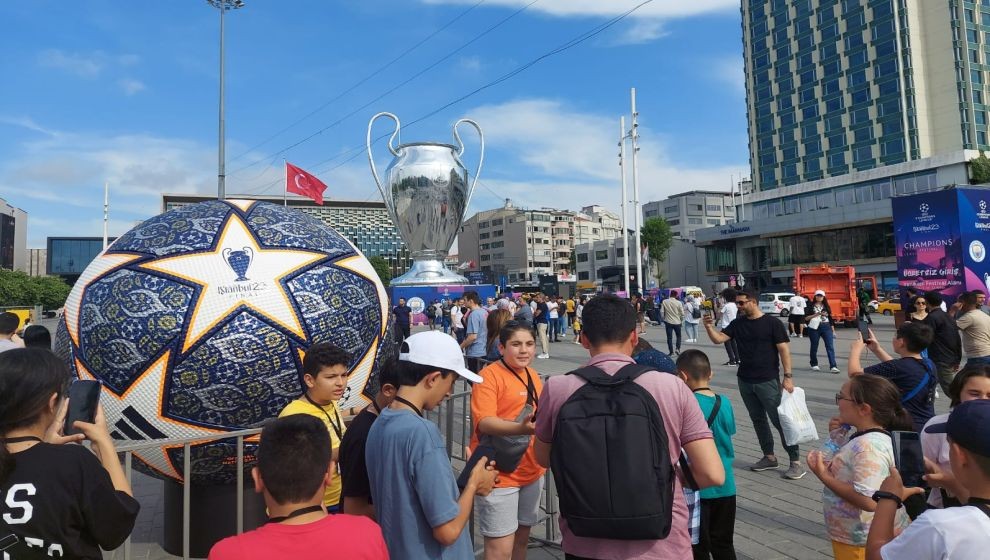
[921,292,962,393]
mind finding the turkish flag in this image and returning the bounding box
[285,162,327,205]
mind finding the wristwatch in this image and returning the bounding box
[871,490,903,508]
[782,373,793,378]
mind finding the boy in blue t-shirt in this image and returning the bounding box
[676,349,738,560]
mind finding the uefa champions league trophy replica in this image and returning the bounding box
[368,112,484,285]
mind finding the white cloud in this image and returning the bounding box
[463,98,747,215]
[458,56,482,73]
[118,78,147,95]
[422,0,738,19]
[0,116,59,137]
[37,49,141,80]
[711,56,745,94]
[614,19,669,45]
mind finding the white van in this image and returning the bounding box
[759,292,796,316]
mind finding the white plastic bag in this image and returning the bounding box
[777,387,819,446]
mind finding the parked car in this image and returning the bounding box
[876,299,901,315]
[759,292,796,316]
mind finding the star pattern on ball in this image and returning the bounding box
[139,213,327,353]
[76,352,226,480]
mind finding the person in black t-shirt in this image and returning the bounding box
[921,292,962,393]
[848,321,938,431]
[0,348,139,559]
[392,298,413,341]
[338,362,400,520]
[703,289,806,481]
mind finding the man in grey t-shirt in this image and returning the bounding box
[459,291,489,374]
[0,312,22,353]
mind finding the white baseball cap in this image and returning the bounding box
[814,290,826,297]
[398,331,483,383]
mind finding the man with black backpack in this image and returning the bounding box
[533,293,724,559]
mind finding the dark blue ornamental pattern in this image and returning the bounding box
[247,203,355,257]
[111,200,229,256]
[77,270,192,393]
[166,312,300,428]
[287,264,382,357]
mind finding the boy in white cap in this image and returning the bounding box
[365,331,498,559]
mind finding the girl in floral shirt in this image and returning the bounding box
[806,375,912,560]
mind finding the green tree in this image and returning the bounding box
[640,217,674,287]
[368,256,392,286]
[0,269,71,308]
[970,150,990,184]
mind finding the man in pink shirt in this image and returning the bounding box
[534,293,724,560]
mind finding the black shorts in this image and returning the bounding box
[788,314,805,325]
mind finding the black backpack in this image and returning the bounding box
[550,363,676,540]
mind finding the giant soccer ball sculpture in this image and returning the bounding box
[54,200,395,485]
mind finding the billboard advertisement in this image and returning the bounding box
[892,189,965,304]
[957,188,990,296]
[388,284,497,325]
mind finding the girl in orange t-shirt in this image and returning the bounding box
[470,322,546,560]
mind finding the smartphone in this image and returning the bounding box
[891,431,927,488]
[858,319,871,343]
[457,444,496,490]
[63,380,102,436]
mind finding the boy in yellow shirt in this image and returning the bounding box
[278,343,350,512]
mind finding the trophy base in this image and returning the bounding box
[391,260,469,286]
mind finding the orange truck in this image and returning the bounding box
[792,264,861,326]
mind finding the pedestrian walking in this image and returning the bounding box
[533,294,550,359]
[460,291,489,374]
[703,289,805,480]
[806,290,840,373]
[718,289,740,366]
[788,293,807,337]
[921,291,962,393]
[683,295,701,343]
[392,298,412,341]
[662,293,685,356]
[953,291,990,367]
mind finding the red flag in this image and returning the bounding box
[285,162,327,205]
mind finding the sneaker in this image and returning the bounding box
[783,462,807,480]
[537,353,550,359]
[749,456,779,472]
[573,340,580,344]
[811,365,821,371]
[830,367,841,374]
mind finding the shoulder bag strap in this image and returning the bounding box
[706,394,722,428]
[902,359,934,403]
[680,453,700,491]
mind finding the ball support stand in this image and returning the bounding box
[162,477,269,558]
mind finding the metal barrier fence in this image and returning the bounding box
[109,368,561,559]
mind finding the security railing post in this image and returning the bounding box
[123,451,133,560]
[236,436,244,534]
[183,443,191,560]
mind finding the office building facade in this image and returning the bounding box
[458,201,622,286]
[162,195,412,277]
[0,198,27,272]
[642,190,736,240]
[696,0,987,291]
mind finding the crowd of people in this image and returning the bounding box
[1,283,990,559]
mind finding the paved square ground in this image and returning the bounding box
[105,314,942,559]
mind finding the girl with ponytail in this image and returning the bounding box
[0,348,139,559]
[806,374,912,560]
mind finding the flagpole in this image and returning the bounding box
[283,159,288,207]
[103,181,109,251]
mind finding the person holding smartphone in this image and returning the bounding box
[470,322,545,560]
[806,375,913,560]
[0,348,138,559]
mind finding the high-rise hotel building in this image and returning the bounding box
[697,0,987,291]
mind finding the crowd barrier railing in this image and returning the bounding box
[108,358,561,559]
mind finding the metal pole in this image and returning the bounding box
[630,88,643,296]
[102,182,109,250]
[183,443,191,560]
[619,117,630,296]
[236,435,244,534]
[217,3,226,200]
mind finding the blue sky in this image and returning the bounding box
[0,0,749,249]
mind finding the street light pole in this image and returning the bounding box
[619,117,630,296]
[630,88,643,297]
[207,0,245,200]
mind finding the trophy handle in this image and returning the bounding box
[367,112,401,218]
[242,247,254,265]
[453,118,484,213]
[222,248,232,261]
